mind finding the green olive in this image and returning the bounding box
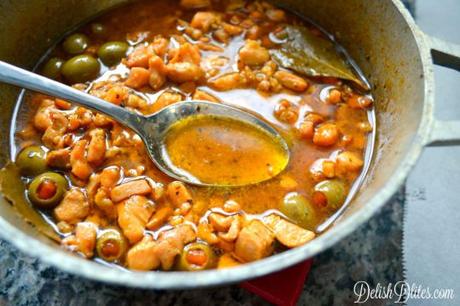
[96,229,128,262]
[177,242,216,271]
[62,33,89,55]
[16,146,48,176]
[313,179,347,210]
[27,172,67,208]
[61,55,100,84]
[41,57,64,79]
[91,23,107,38]
[280,192,316,230]
[97,41,129,66]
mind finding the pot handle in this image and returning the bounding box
[426,35,460,146]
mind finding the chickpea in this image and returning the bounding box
[347,94,373,109]
[313,123,339,147]
[265,9,286,22]
[305,113,325,125]
[239,40,270,66]
[190,11,220,32]
[222,22,243,36]
[213,28,229,43]
[185,27,203,40]
[298,121,314,139]
[336,151,364,173]
[327,89,342,104]
[209,72,242,91]
[223,200,241,213]
[322,160,336,178]
[274,71,308,92]
[274,99,298,124]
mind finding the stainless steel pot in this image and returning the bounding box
[0,0,459,289]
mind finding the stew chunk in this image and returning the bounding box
[234,220,274,262]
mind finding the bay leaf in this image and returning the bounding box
[0,163,60,242]
[270,25,369,90]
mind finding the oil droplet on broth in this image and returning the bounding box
[164,115,289,186]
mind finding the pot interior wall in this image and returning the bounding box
[0,0,425,264]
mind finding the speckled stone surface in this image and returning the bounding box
[0,189,404,305]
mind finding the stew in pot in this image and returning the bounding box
[6,0,374,271]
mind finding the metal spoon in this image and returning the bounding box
[0,61,290,187]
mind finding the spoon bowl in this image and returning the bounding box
[0,61,290,187]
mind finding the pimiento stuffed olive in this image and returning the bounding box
[28,172,67,208]
[96,229,128,262]
[97,41,129,66]
[313,179,347,209]
[42,57,64,79]
[15,146,47,176]
[61,55,100,84]
[280,192,316,230]
[62,33,89,55]
[177,242,216,271]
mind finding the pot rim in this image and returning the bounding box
[0,0,436,289]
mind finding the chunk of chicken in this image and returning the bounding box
[156,224,196,270]
[208,213,232,232]
[117,195,155,244]
[126,235,160,270]
[218,216,241,242]
[42,112,68,149]
[100,166,120,188]
[166,43,204,83]
[190,12,221,32]
[33,99,55,132]
[146,206,173,230]
[126,44,154,68]
[87,128,106,166]
[153,238,181,271]
[148,55,166,90]
[166,181,192,207]
[110,179,152,203]
[169,43,201,65]
[166,62,204,83]
[54,188,90,224]
[46,148,71,169]
[70,140,93,181]
[74,222,98,258]
[264,215,315,248]
[151,37,169,58]
[234,220,274,262]
[94,187,117,220]
[151,91,183,113]
[197,222,219,244]
[125,67,150,89]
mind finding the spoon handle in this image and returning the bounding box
[0,61,145,133]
